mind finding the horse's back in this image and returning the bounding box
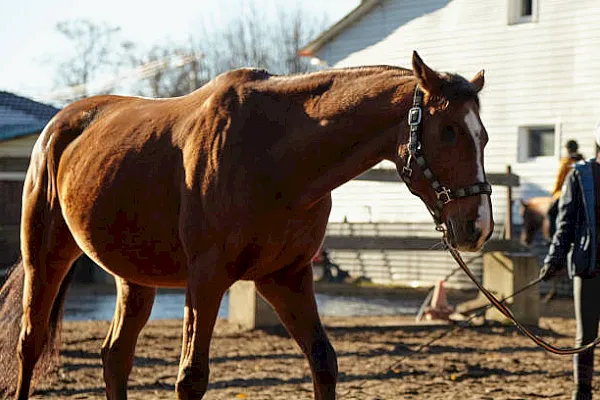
[21,95,192,285]
[24,70,277,286]
[520,195,554,245]
[22,68,331,286]
[526,196,554,213]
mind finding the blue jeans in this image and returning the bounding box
[573,274,600,396]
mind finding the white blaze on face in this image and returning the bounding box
[462,103,493,240]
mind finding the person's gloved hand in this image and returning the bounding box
[539,263,560,281]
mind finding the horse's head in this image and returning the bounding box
[395,52,493,252]
[519,199,536,246]
[519,197,552,246]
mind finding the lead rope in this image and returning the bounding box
[441,229,600,355]
[388,267,543,372]
[339,227,598,398]
[337,255,543,399]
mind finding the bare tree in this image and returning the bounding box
[52,4,328,100]
[203,2,328,76]
[124,41,208,98]
[271,6,329,74]
[54,20,122,100]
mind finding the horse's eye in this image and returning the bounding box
[441,125,456,143]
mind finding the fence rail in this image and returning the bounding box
[355,169,520,187]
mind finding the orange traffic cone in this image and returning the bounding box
[423,280,453,321]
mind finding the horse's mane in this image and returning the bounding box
[436,73,481,107]
[275,65,414,79]
[209,65,479,119]
[264,65,479,107]
[254,65,413,94]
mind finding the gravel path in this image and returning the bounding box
[29,307,588,399]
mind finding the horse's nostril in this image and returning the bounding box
[466,219,477,232]
[466,220,482,242]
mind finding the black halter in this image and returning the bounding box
[400,85,492,226]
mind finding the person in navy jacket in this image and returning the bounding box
[542,129,600,400]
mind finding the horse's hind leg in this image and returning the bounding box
[15,199,81,399]
[256,263,338,400]
[101,278,156,400]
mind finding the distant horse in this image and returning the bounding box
[519,196,561,302]
[0,52,493,400]
[519,196,554,246]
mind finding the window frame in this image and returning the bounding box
[517,124,559,163]
[508,0,538,25]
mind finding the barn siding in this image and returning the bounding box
[310,0,600,291]
[319,0,600,206]
[0,180,24,267]
[0,134,38,269]
[0,134,39,157]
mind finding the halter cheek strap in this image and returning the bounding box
[400,85,492,226]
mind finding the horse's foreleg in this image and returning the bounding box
[256,264,338,400]
[176,253,229,400]
[101,279,156,400]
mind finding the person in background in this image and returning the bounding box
[548,140,584,236]
[540,132,600,400]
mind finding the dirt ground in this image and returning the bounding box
[27,295,592,400]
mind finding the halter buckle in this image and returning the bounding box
[435,186,453,204]
[402,166,413,179]
[408,107,422,127]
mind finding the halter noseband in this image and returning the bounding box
[400,85,492,226]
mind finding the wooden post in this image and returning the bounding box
[228,281,281,330]
[505,165,513,240]
[484,252,539,326]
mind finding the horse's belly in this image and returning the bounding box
[91,243,188,288]
[77,226,189,287]
[61,191,189,287]
[239,202,331,280]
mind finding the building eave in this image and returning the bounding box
[298,0,381,58]
[0,125,43,142]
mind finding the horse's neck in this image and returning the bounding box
[259,68,416,209]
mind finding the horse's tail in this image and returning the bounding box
[0,259,75,397]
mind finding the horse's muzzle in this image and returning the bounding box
[446,197,494,252]
[447,221,492,251]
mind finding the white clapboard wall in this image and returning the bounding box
[310,0,600,293]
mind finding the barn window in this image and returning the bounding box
[517,126,556,162]
[508,0,537,24]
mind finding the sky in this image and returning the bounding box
[0,0,359,100]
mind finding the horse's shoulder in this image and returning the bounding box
[199,68,270,107]
[213,68,271,88]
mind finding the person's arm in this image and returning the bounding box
[544,169,580,269]
[551,158,570,197]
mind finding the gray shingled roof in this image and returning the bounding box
[0,91,60,141]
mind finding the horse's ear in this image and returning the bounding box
[412,51,443,96]
[470,70,485,93]
[520,199,527,207]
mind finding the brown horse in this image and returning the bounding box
[0,52,493,400]
[519,196,554,246]
[519,196,561,302]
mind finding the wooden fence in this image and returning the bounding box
[1,166,525,287]
[327,166,522,252]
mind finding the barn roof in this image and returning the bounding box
[0,91,60,141]
[298,0,380,58]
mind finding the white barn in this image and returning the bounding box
[301,0,600,289]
